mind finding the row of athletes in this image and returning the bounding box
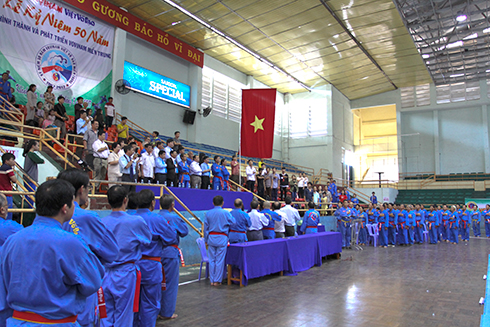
[334,201,489,248]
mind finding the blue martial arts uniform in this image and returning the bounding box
[407,211,415,245]
[335,207,352,247]
[229,209,251,243]
[413,209,425,243]
[440,210,450,241]
[387,209,398,245]
[358,212,368,244]
[484,209,490,237]
[377,209,389,247]
[300,209,320,234]
[101,211,152,327]
[367,209,378,225]
[370,195,377,204]
[330,183,338,203]
[159,210,188,318]
[351,198,359,204]
[396,210,408,245]
[471,209,481,237]
[62,202,119,327]
[260,209,282,239]
[0,220,22,248]
[211,164,223,191]
[460,210,471,241]
[204,206,235,284]
[448,211,460,243]
[426,211,438,244]
[134,209,177,327]
[0,216,104,327]
[178,161,190,188]
[221,166,230,191]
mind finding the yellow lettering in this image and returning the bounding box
[134,22,140,32]
[93,1,99,12]
[78,0,85,3]
[108,9,115,19]
[122,16,129,26]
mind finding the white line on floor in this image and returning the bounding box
[179,279,201,286]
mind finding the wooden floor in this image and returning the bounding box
[157,238,489,327]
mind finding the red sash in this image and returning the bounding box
[263,227,274,231]
[307,226,317,228]
[169,244,186,267]
[230,230,246,234]
[97,288,107,319]
[398,222,405,230]
[133,269,141,312]
[13,311,77,324]
[209,231,228,236]
[141,255,166,291]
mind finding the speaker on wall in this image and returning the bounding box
[183,110,196,124]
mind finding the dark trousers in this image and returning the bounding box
[142,177,153,184]
[122,174,136,193]
[280,186,288,200]
[246,180,255,192]
[106,116,113,127]
[271,188,278,201]
[285,226,295,237]
[85,153,95,170]
[275,232,285,238]
[155,173,166,185]
[246,230,263,241]
[298,187,304,198]
[201,176,210,190]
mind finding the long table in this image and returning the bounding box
[225,232,342,287]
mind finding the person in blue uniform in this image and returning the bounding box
[329,180,338,203]
[484,204,490,238]
[370,192,377,205]
[134,189,177,327]
[459,205,470,242]
[0,179,104,326]
[335,200,352,248]
[229,199,251,243]
[221,159,230,191]
[357,206,368,245]
[351,194,359,204]
[448,206,460,244]
[426,205,438,244]
[127,191,139,215]
[472,206,481,237]
[260,201,282,239]
[57,169,119,327]
[406,205,415,245]
[440,204,450,242]
[413,204,425,244]
[300,202,320,234]
[377,204,389,248]
[0,73,12,104]
[159,195,188,320]
[366,204,378,225]
[101,186,152,327]
[387,204,398,247]
[211,156,223,191]
[396,204,408,246]
[0,194,22,248]
[456,205,463,235]
[204,196,235,286]
[178,153,190,188]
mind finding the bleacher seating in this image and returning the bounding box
[404,172,490,182]
[395,189,477,205]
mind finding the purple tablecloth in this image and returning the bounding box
[225,232,342,285]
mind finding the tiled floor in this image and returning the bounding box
[158,238,489,327]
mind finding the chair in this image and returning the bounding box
[422,223,429,243]
[196,237,209,281]
[366,224,378,247]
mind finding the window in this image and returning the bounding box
[436,81,480,104]
[275,98,282,135]
[289,107,308,139]
[415,84,430,106]
[436,84,450,104]
[201,67,246,122]
[400,86,415,108]
[289,99,328,139]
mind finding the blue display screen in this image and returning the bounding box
[123,61,191,108]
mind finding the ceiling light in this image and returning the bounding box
[450,73,464,78]
[446,40,463,49]
[486,69,490,73]
[483,27,490,34]
[119,6,128,12]
[426,61,430,65]
[463,33,478,40]
[333,34,339,38]
[171,21,181,26]
[422,54,430,59]
[361,76,369,80]
[456,15,467,22]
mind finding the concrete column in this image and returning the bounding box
[186,63,202,143]
[433,110,440,175]
[111,28,127,116]
[281,93,291,162]
[482,105,490,173]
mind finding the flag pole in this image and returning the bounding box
[238,115,242,191]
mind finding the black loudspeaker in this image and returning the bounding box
[183,110,196,125]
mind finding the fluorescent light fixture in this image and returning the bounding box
[426,61,430,64]
[422,54,430,59]
[171,21,180,26]
[483,27,490,34]
[456,15,467,22]
[463,33,478,40]
[333,34,339,38]
[446,40,463,49]
[119,6,128,12]
[486,69,490,73]
[450,73,464,78]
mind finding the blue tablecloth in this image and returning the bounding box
[225,232,342,286]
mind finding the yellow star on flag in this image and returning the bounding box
[250,115,265,133]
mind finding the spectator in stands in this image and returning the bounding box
[142,136,151,150]
[279,168,289,201]
[173,131,181,145]
[263,167,272,199]
[304,182,314,203]
[42,108,57,139]
[322,189,332,214]
[74,97,83,122]
[43,86,55,114]
[152,141,164,160]
[23,140,44,206]
[35,101,45,127]
[257,168,265,199]
[0,72,12,103]
[258,158,265,170]
[108,140,123,188]
[178,153,190,188]
[0,153,17,220]
[87,108,94,121]
[297,173,305,198]
[26,84,38,127]
[83,121,99,169]
[9,87,16,107]
[221,158,230,191]
[245,160,256,193]
[313,186,320,208]
[230,155,239,191]
[370,192,377,204]
[165,138,174,159]
[105,97,115,127]
[53,95,68,141]
[94,109,105,132]
[139,143,155,184]
[290,174,297,200]
[154,150,167,185]
[339,190,347,203]
[76,110,90,135]
[190,155,202,189]
[117,116,129,142]
[271,168,280,200]
[166,150,178,187]
[119,145,140,192]
[151,131,159,142]
[200,156,211,190]
[351,193,359,204]
[92,130,110,192]
[211,156,223,191]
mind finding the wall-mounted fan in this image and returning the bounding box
[199,106,212,117]
[115,79,131,95]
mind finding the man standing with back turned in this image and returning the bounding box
[204,196,235,286]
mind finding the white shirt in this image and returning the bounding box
[105,103,115,117]
[304,176,309,185]
[246,166,256,181]
[279,204,301,227]
[139,152,155,178]
[190,161,202,176]
[297,177,304,188]
[152,147,163,159]
[274,210,286,233]
[92,139,109,158]
[165,146,172,159]
[248,209,268,231]
[107,151,122,177]
[117,149,125,157]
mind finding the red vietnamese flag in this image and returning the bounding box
[240,89,276,158]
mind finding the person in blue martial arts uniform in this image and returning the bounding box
[396,204,408,246]
[456,204,463,235]
[0,179,104,327]
[459,204,471,242]
[221,159,230,191]
[211,156,223,191]
[260,201,282,239]
[329,180,338,203]
[484,204,490,238]
[127,191,139,215]
[377,203,389,248]
[357,206,368,245]
[426,205,438,244]
[204,196,235,286]
[159,195,188,320]
[472,206,481,237]
[101,186,152,327]
[134,190,177,327]
[448,205,460,244]
[0,73,12,104]
[300,202,320,235]
[366,203,378,226]
[178,153,190,188]
[58,169,119,327]
[351,194,359,204]
[387,203,398,247]
[0,194,22,248]
[440,204,450,242]
[229,199,251,243]
[406,205,415,245]
[335,200,352,248]
[370,192,378,205]
[413,204,425,244]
